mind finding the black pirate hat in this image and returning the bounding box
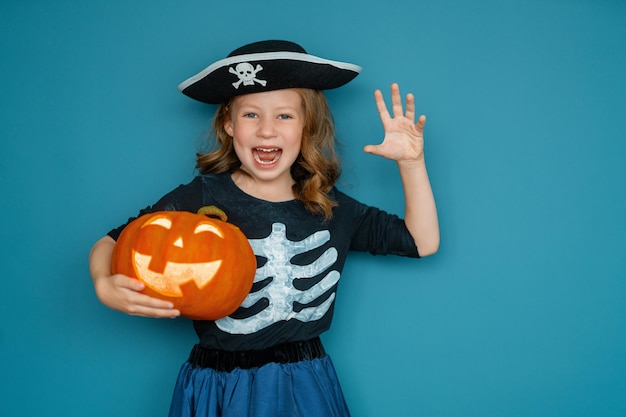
[178,40,361,104]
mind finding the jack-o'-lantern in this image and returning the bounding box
[111,205,256,320]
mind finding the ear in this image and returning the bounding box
[224,119,234,137]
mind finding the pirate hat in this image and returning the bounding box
[178,40,361,104]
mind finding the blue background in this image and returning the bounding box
[2,1,625,416]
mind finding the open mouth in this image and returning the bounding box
[253,147,282,165]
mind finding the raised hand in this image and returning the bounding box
[363,83,439,256]
[364,83,426,163]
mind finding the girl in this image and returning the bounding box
[89,39,439,417]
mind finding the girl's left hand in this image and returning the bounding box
[364,83,426,163]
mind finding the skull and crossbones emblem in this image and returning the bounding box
[229,62,267,89]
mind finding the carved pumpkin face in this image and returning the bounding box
[111,208,256,320]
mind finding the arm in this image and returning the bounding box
[89,236,180,318]
[364,83,440,256]
[89,179,205,317]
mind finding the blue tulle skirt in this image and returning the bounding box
[168,354,351,417]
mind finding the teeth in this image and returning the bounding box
[253,148,281,165]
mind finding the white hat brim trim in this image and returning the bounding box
[177,51,362,92]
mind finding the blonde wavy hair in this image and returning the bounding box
[196,89,340,220]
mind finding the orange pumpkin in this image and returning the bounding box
[111,205,256,320]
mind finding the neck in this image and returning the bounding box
[230,171,296,202]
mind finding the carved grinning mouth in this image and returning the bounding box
[253,147,282,165]
[133,251,222,297]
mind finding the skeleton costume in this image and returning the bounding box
[109,41,421,417]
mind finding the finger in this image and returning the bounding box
[391,83,403,118]
[415,114,427,133]
[126,292,179,317]
[363,144,379,155]
[133,292,176,309]
[128,304,181,319]
[405,93,415,122]
[374,89,391,122]
[113,274,146,291]
[363,142,391,157]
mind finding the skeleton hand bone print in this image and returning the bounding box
[216,223,339,335]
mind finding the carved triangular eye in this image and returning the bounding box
[194,223,223,238]
[142,216,172,229]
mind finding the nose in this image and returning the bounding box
[257,117,276,139]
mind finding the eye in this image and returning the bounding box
[277,114,293,120]
[194,223,224,238]
[242,112,258,119]
[143,216,172,229]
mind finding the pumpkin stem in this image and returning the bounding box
[197,205,228,222]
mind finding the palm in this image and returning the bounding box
[364,83,425,162]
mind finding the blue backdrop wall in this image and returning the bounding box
[2,1,625,416]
